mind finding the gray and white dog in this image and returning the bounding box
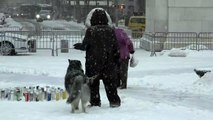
[65,59,90,113]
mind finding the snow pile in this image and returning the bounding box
[42,20,70,30]
[167,48,188,57]
[3,18,23,30]
[42,20,85,30]
[160,44,212,57]
[160,48,193,57]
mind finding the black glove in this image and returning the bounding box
[130,50,135,54]
[73,43,83,50]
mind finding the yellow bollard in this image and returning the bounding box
[56,92,60,101]
[62,90,67,99]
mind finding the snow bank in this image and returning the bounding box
[0,17,23,31]
[160,48,192,57]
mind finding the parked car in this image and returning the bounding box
[19,12,31,18]
[12,12,20,18]
[36,10,52,22]
[128,16,146,38]
[0,33,29,55]
[128,16,145,31]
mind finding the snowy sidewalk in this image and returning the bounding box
[1,49,213,120]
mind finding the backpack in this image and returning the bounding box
[114,28,134,59]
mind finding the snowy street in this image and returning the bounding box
[3,18,85,31]
[1,49,213,120]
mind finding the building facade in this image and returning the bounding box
[146,0,213,33]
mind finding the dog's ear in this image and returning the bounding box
[68,59,71,64]
[77,61,82,68]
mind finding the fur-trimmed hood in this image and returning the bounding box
[85,8,112,28]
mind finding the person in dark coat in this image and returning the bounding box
[73,8,121,107]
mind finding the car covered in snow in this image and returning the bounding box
[0,33,29,55]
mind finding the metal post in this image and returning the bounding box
[107,0,109,12]
[114,0,118,27]
[51,32,55,56]
[196,33,199,51]
[150,33,156,56]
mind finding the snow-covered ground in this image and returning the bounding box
[1,48,213,120]
[41,20,85,30]
[1,17,85,31]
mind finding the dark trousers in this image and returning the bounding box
[90,76,121,106]
[86,66,121,106]
[117,59,129,88]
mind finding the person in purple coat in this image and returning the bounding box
[115,28,135,89]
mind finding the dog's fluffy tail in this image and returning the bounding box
[67,75,85,103]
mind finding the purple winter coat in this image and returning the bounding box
[115,28,135,60]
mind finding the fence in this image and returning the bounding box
[28,30,84,56]
[0,30,142,56]
[198,32,213,50]
[140,32,213,56]
[0,30,84,56]
[1,30,213,56]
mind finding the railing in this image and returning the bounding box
[140,32,213,56]
[0,30,85,56]
[1,30,213,56]
[29,30,84,56]
[198,32,213,50]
